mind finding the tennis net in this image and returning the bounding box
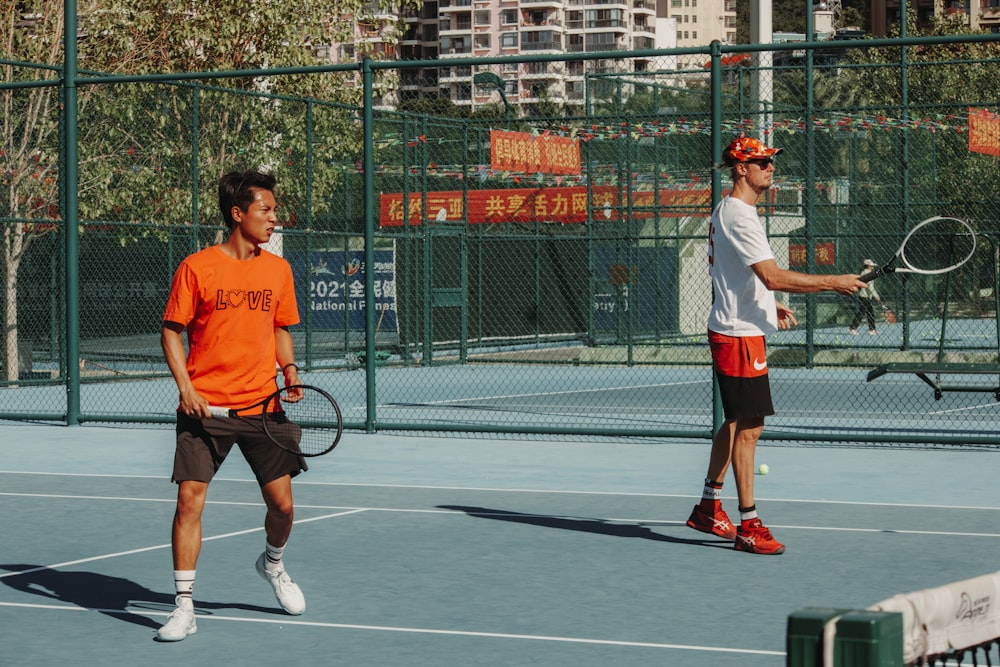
[788,569,1000,666]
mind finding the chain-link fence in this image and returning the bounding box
[3,34,1000,445]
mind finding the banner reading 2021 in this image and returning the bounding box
[287,249,397,332]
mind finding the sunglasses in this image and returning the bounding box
[746,157,774,168]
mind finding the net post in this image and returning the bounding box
[832,610,904,667]
[786,607,852,667]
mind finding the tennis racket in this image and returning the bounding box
[207,385,343,457]
[861,216,976,283]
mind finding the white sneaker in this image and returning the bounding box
[256,553,306,615]
[156,598,197,641]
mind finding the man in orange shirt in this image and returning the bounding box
[157,171,306,641]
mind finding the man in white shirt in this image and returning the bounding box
[686,134,866,555]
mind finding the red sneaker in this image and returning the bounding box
[686,504,737,540]
[735,519,786,555]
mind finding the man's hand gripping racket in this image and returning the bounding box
[861,216,976,284]
[208,385,343,457]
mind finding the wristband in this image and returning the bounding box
[281,363,298,374]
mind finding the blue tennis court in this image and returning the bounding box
[2,420,997,665]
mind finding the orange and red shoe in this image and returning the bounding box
[686,504,737,540]
[735,518,786,555]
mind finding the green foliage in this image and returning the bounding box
[834,14,1000,225]
[735,0,870,43]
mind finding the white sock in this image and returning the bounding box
[701,478,723,502]
[174,570,195,607]
[264,542,285,573]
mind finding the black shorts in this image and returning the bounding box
[715,373,775,420]
[173,413,307,486]
[709,332,775,420]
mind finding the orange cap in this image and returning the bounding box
[724,134,783,165]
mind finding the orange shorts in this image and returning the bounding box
[708,331,769,378]
[708,331,774,419]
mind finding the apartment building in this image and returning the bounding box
[660,0,738,47]
[398,0,737,112]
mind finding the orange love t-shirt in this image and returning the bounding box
[163,245,299,408]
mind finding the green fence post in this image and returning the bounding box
[710,39,724,434]
[190,85,199,255]
[362,58,377,433]
[62,0,81,425]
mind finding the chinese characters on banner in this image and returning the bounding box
[789,242,836,267]
[489,130,581,175]
[968,108,1000,157]
[379,186,712,226]
[287,249,398,332]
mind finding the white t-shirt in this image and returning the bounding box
[707,196,778,336]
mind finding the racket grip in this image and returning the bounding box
[859,270,882,283]
[206,406,230,418]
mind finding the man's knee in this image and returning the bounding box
[262,476,294,518]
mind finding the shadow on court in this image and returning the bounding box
[438,505,732,548]
[0,564,283,632]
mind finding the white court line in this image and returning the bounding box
[4,474,1000,511]
[4,487,998,541]
[0,601,785,658]
[0,509,368,580]
[770,524,1000,538]
[384,380,705,407]
[927,401,1000,415]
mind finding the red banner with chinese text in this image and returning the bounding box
[789,242,836,266]
[379,186,712,227]
[968,108,1000,157]
[490,130,581,175]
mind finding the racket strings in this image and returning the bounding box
[269,386,342,456]
[901,218,976,274]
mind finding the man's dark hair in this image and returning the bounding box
[218,170,277,230]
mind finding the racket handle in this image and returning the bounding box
[859,268,887,283]
[207,406,231,418]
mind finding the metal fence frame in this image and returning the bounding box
[4,3,1000,445]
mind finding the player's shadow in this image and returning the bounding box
[0,564,282,630]
[437,505,730,548]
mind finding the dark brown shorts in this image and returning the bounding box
[173,413,307,486]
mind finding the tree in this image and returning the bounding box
[1,0,409,381]
[1,1,65,381]
[839,13,1000,219]
[735,0,871,44]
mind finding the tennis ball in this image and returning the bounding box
[757,463,769,475]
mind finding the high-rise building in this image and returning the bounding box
[397,0,737,112]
